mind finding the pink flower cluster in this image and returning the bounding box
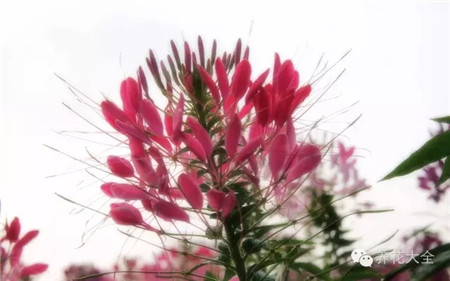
[98,37,322,230]
[1,217,48,281]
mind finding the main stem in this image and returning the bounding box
[224,220,247,281]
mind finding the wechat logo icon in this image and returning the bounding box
[351,249,373,267]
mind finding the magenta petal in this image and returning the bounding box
[222,192,236,219]
[215,58,230,99]
[6,217,20,242]
[198,66,220,104]
[178,173,203,210]
[287,145,321,183]
[101,100,130,131]
[269,134,289,178]
[20,263,48,277]
[109,203,144,226]
[153,200,190,222]
[140,99,164,136]
[172,95,185,143]
[107,156,134,178]
[225,114,241,157]
[182,133,207,163]
[186,116,213,157]
[120,77,141,120]
[230,60,251,100]
[206,189,226,211]
[246,69,270,103]
[234,137,262,165]
[109,183,148,201]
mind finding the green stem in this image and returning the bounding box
[224,219,247,281]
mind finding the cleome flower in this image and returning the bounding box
[1,217,48,281]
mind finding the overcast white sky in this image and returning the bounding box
[0,1,449,280]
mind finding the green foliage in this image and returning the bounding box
[383,124,450,182]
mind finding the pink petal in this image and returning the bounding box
[178,173,203,210]
[287,145,321,183]
[286,118,296,151]
[234,137,262,165]
[269,134,289,178]
[120,77,142,120]
[230,60,251,100]
[225,114,241,157]
[246,69,270,103]
[20,263,48,277]
[172,95,185,143]
[107,156,134,178]
[116,120,150,144]
[6,217,20,242]
[9,243,23,266]
[215,58,230,99]
[206,189,226,211]
[153,200,190,222]
[289,85,311,115]
[100,182,114,197]
[254,87,271,126]
[274,60,295,95]
[222,192,236,219]
[181,133,207,163]
[131,154,159,185]
[16,230,39,247]
[186,116,213,157]
[198,66,220,104]
[109,183,149,201]
[109,203,144,226]
[101,100,130,131]
[140,99,164,136]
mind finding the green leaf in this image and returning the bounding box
[432,115,450,124]
[340,266,381,281]
[290,262,332,281]
[438,157,450,185]
[382,130,450,180]
[204,271,219,281]
[384,243,450,280]
[242,238,266,255]
[412,250,450,281]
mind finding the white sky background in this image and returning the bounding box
[0,1,449,280]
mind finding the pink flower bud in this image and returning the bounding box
[107,156,134,178]
[109,203,144,226]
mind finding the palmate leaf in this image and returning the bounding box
[382,130,450,180]
[290,262,333,281]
